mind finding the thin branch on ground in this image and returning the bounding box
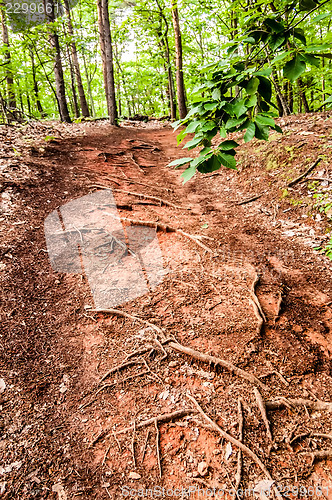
[237,192,265,206]
[254,387,272,441]
[167,341,267,389]
[186,394,282,499]
[234,398,243,492]
[102,445,111,466]
[287,158,322,187]
[155,418,162,478]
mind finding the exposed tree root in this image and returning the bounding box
[186,394,282,499]
[90,409,194,446]
[249,298,264,336]
[234,398,243,492]
[254,387,272,441]
[113,188,187,210]
[287,158,322,187]
[265,397,332,412]
[237,193,265,206]
[90,308,164,336]
[167,341,267,389]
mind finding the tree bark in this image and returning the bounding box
[171,0,187,119]
[29,48,45,116]
[1,8,16,110]
[63,0,90,117]
[46,0,71,122]
[298,78,310,113]
[96,0,117,124]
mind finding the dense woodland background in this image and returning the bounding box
[0,0,331,127]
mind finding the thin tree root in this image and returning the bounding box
[167,340,267,389]
[234,398,243,492]
[90,409,193,446]
[118,217,213,253]
[155,418,162,478]
[186,394,282,499]
[141,430,150,464]
[132,420,136,468]
[236,193,265,205]
[287,158,322,187]
[113,188,187,210]
[265,397,332,412]
[98,360,143,384]
[90,308,164,337]
[253,387,272,441]
[250,273,266,322]
[249,298,264,336]
[274,291,283,323]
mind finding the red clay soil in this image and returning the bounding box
[1,114,332,499]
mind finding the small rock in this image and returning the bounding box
[169,361,177,368]
[52,483,67,500]
[225,442,233,460]
[213,449,221,455]
[128,472,141,480]
[197,461,208,476]
[0,482,6,494]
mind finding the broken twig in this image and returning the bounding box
[155,418,162,478]
[234,398,243,492]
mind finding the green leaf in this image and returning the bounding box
[271,51,292,64]
[264,18,284,33]
[219,140,239,150]
[168,157,193,168]
[253,68,272,77]
[299,0,317,11]
[293,28,306,45]
[220,127,227,138]
[246,95,258,108]
[244,122,256,142]
[302,54,320,67]
[245,77,260,95]
[186,105,204,117]
[177,129,187,145]
[255,115,275,127]
[185,121,202,133]
[197,154,221,173]
[212,88,221,100]
[305,44,330,52]
[313,12,332,22]
[204,102,218,111]
[201,121,218,132]
[257,76,272,102]
[225,117,247,130]
[233,100,248,118]
[219,152,237,169]
[255,123,270,141]
[184,136,204,149]
[181,165,197,183]
[283,54,306,82]
[270,34,286,51]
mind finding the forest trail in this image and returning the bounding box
[1,116,332,499]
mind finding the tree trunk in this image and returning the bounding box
[63,0,90,117]
[29,48,46,117]
[82,53,96,117]
[46,0,71,122]
[298,78,310,113]
[171,0,187,119]
[1,8,16,110]
[96,0,117,124]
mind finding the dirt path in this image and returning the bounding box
[1,117,332,499]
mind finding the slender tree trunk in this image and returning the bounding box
[298,78,310,113]
[46,0,71,122]
[29,48,45,117]
[63,0,89,117]
[171,0,187,119]
[96,0,117,124]
[82,53,96,117]
[1,9,16,110]
[66,43,80,118]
